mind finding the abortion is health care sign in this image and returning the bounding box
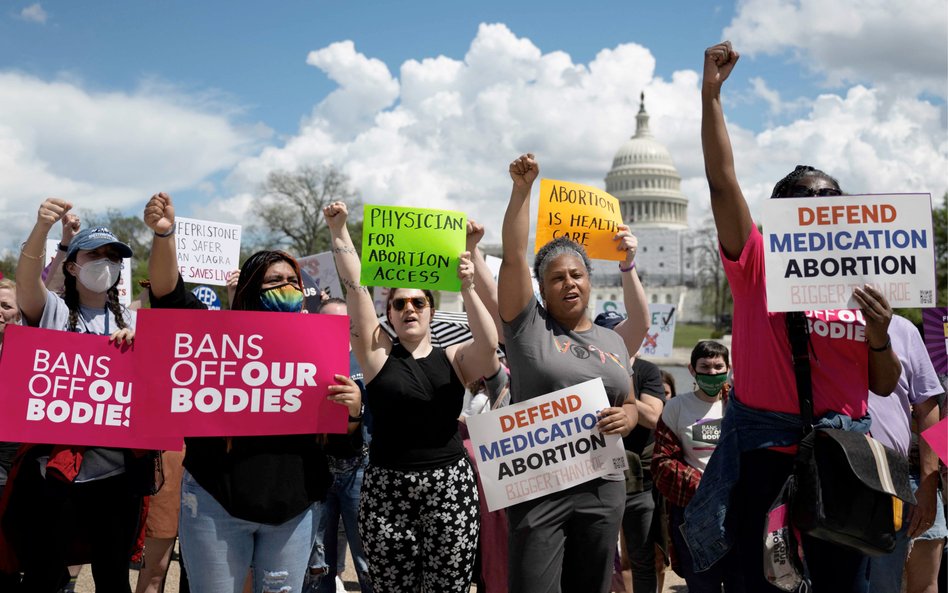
[466,378,627,511]
[134,309,350,438]
[0,325,178,449]
[174,216,242,287]
[535,179,624,261]
[361,205,466,292]
[762,194,935,312]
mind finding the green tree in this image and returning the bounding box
[253,165,362,258]
[81,208,151,291]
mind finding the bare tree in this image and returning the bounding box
[690,221,733,330]
[255,165,361,257]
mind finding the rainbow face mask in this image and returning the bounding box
[260,283,304,313]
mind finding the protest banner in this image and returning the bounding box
[191,285,223,310]
[361,205,466,292]
[466,378,627,511]
[762,194,935,312]
[134,308,350,437]
[922,307,947,374]
[174,216,242,287]
[298,251,343,300]
[641,304,676,358]
[0,325,179,449]
[535,179,624,261]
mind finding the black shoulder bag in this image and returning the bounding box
[786,311,914,556]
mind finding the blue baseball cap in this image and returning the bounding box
[594,310,625,330]
[66,227,133,260]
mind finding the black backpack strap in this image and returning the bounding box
[786,311,814,433]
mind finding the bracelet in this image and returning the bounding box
[154,227,175,238]
[869,336,891,352]
[618,260,636,272]
[19,245,46,261]
[57,242,68,253]
[348,414,363,422]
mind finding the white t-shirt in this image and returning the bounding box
[659,391,724,473]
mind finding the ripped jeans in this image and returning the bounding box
[178,470,317,593]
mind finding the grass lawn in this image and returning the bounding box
[673,323,717,349]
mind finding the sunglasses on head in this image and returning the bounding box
[786,185,842,198]
[391,296,430,312]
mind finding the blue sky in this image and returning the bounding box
[0,0,945,247]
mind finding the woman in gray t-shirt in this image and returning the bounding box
[11,198,140,593]
[499,154,641,593]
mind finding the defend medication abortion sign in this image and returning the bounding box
[466,378,627,511]
[361,205,466,292]
[0,325,176,449]
[134,309,349,437]
[535,179,624,261]
[762,194,935,312]
[175,216,242,287]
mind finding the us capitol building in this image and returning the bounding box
[590,93,705,322]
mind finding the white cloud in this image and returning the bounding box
[0,73,259,246]
[201,23,948,249]
[18,3,47,24]
[725,0,948,97]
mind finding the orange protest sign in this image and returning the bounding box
[535,179,624,261]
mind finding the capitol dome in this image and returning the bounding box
[605,93,688,229]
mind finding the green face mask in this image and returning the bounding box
[694,372,728,397]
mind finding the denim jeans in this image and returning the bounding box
[304,456,373,593]
[178,469,317,593]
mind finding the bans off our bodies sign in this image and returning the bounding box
[135,309,350,438]
[0,325,178,449]
[466,378,627,511]
[763,194,935,312]
[361,205,466,292]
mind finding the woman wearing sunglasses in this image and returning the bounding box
[324,201,499,593]
[680,41,901,593]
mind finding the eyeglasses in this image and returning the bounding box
[391,297,431,312]
[786,185,842,198]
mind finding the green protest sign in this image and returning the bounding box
[361,205,467,292]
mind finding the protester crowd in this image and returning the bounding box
[0,41,944,593]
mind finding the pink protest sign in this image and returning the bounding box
[0,325,179,449]
[921,416,948,467]
[134,309,350,437]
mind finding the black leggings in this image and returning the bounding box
[11,468,142,593]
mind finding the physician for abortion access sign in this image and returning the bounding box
[762,194,935,312]
[466,378,627,511]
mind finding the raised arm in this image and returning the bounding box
[498,153,539,322]
[17,198,72,325]
[465,220,504,343]
[144,192,179,299]
[451,251,500,384]
[44,213,81,294]
[702,41,753,261]
[611,225,650,356]
[324,201,391,380]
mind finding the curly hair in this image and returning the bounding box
[770,165,842,199]
[231,250,303,312]
[533,236,593,284]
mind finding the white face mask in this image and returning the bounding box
[76,259,122,293]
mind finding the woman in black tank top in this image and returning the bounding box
[325,201,500,593]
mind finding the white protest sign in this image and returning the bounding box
[466,378,627,511]
[763,194,935,312]
[485,254,502,281]
[174,217,242,287]
[297,251,343,299]
[594,298,624,318]
[640,304,676,358]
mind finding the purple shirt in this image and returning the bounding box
[868,315,944,457]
